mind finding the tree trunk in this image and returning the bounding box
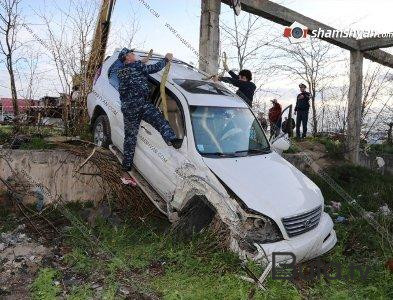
[387,123,393,144]
[6,54,19,126]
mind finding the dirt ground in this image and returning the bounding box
[0,200,158,300]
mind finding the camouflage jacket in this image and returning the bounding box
[118,59,167,104]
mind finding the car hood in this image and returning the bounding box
[203,152,323,220]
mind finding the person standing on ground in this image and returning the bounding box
[295,83,311,139]
[117,48,182,172]
[268,99,282,137]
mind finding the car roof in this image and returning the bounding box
[110,49,248,108]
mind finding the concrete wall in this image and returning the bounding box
[284,152,393,174]
[0,149,106,204]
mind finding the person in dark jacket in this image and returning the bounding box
[268,99,282,137]
[117,48,181,172]
[213,69,256,107]
[295,83,311,138]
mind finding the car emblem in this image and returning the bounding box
[303,219,311,228]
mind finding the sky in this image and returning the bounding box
[1,0,393,109]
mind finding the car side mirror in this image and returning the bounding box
[271,135,290,154]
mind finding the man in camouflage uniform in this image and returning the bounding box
[117,48,181,171]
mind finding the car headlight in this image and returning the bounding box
[238,214,283,254]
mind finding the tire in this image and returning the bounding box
[93,114,111,148]
[171,196,216,239]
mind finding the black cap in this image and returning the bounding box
[118,48,134,62]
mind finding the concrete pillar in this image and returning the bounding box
[346,50,363,164]
[199,0,221,74]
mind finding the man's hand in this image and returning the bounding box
[212,75,220,82]
[165,53,173,61]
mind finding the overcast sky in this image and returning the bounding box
[1,0,392,107]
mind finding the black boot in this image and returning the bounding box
[122,163,133,172]
[170,138,183,149]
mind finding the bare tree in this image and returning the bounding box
[220,13,280,110]
[15,48,42,101]
[33,0,99,133]
[270,38,338,135]
[36,0,98,96]
[0,0,22,125]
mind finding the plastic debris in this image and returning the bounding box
[379,204,391,216]
[335,216,347,223]
[376,157,385,169]
[331,201,342,212]
[121,177,137,187]
[365,211,376,219]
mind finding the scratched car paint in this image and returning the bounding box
[87,49,337,263]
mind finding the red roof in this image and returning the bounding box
[0,98,40,113]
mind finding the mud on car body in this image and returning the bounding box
[87,49,337,263]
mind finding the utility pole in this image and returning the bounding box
[346,50,364,164]
[199,0,221,75]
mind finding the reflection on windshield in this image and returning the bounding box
[190,106,270,157]
[173,79,233,96]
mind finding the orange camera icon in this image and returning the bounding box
[283,22,309,43]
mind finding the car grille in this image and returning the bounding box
[282,206,322,237]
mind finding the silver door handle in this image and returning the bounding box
[141,125,151,135]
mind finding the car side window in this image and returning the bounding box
[156,91,185,139]
[108,59,123,90]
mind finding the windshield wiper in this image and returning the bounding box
[202,152,234,157]
[234,148,271,155]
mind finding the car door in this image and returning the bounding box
[135,82,188,201]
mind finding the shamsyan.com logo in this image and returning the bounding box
[272,252,371,281]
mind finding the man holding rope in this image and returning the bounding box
[213,66,256,107]
[117,48,181,173]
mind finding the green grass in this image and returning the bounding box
[30,268,61,300]
[309,136,345,159]
[68,284,93,300]
[283,143,301,154]
[60,214,286,299]
[26,166,393,299]
[309,164,393,212]
[0,125,13,143]
[369,143,393,155]
[19,137,55,150]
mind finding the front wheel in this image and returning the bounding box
[93,114,111,148]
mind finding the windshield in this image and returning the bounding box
[190,106,270,157]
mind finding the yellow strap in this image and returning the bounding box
[146,49,153,61]
[160,61,171,120]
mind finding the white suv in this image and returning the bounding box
[87,49,336,262]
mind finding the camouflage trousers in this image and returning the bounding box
[121,99,176,167]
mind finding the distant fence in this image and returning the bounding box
[359,152,393,174]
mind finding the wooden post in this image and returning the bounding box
[199,0,221,75]
[346,50,363,164]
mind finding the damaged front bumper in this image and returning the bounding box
[253,212,337,263]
